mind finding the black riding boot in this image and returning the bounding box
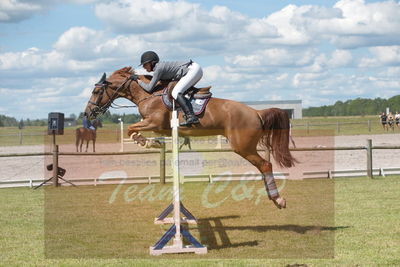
[175,94,200,127]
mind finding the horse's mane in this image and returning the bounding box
[111,66,134,78]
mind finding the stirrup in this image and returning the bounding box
[179,115,199,127]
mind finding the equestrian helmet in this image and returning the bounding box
[140,51,159,66]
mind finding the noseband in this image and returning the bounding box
[87,77,132,118]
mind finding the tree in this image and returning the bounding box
[302,94,400,116]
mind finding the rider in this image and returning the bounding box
[131,51,202,127]
[82,115,95,130]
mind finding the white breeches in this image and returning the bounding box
[171,62,203,99]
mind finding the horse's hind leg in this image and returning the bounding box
[227,129,286,209]
[240,152,286,209]
[86,141,89,152]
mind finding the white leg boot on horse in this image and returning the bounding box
[261,161,286,209]
[127,119,167,149]
[239,151,286,209]
[130,132,162,148]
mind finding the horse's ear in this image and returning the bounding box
[98,73,106,83]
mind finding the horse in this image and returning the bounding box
[75,120,102,152]
[84,67,296,209]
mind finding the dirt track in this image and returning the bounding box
[1,133,400,182]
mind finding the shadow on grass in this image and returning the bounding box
[197,215,349,250]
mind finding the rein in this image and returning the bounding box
[136,92,166,105]
[88,77,132,117]
[88,76,166,117]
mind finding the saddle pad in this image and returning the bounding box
[162,88,210,116]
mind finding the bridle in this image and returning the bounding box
[87,72,168,119]
[87,76,132,118]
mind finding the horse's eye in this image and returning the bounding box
[92,86,103,94]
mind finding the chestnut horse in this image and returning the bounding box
[75,120,102,152]
[84,67,296,209]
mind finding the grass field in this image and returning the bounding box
[1,176,399,266]
[291,115,397,136]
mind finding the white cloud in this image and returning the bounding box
[0,45,120,77]
[0,0,43,22]
[54,27,102,60]
[264,5,315,46]
[227,48,316,68]
[95,0,199,34]
[0,0,100,23]
[260,0,400,48]
[328,49,353,67]
[3,0,400,119]
[359,46,400,67]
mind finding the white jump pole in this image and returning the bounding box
[215,135,223,149]
[171,109,182,248]
[149,106,207,255]
[119,118,123,152]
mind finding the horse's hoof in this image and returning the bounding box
[273,197,286,209]
[151,140,162,148]
[129,132,137,139]
[144,140,162,148]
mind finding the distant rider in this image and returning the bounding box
[83,115,95,130]
[131,51,202,127]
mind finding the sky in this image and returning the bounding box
[1,0,400,119]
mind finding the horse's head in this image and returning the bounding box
[84,67,134,119]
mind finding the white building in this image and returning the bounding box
[241,100,302,119]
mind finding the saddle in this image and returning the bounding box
[161,81,212,115]
[164,81,212,99]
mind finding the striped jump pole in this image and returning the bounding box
[149,107,207,255]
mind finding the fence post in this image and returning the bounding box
[366,139,373,179]
[368,120,371,132]
[215,135,222,149]
[160,138,166,184]
[306,121,309,134]
[120,120,124,152]
[19,130,23,145]
[52,145,59,187]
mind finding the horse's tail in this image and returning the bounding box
[257,108,296,168]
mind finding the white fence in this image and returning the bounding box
[0,139,399,188]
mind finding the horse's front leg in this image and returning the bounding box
[127,119,164,148]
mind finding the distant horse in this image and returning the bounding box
[84,67,296,209]
[75,120,102,152]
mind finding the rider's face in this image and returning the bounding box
[143,62,152,72]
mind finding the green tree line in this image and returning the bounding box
[303,95,400,116]
[77,111,141,124]
[0,112,141,127]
